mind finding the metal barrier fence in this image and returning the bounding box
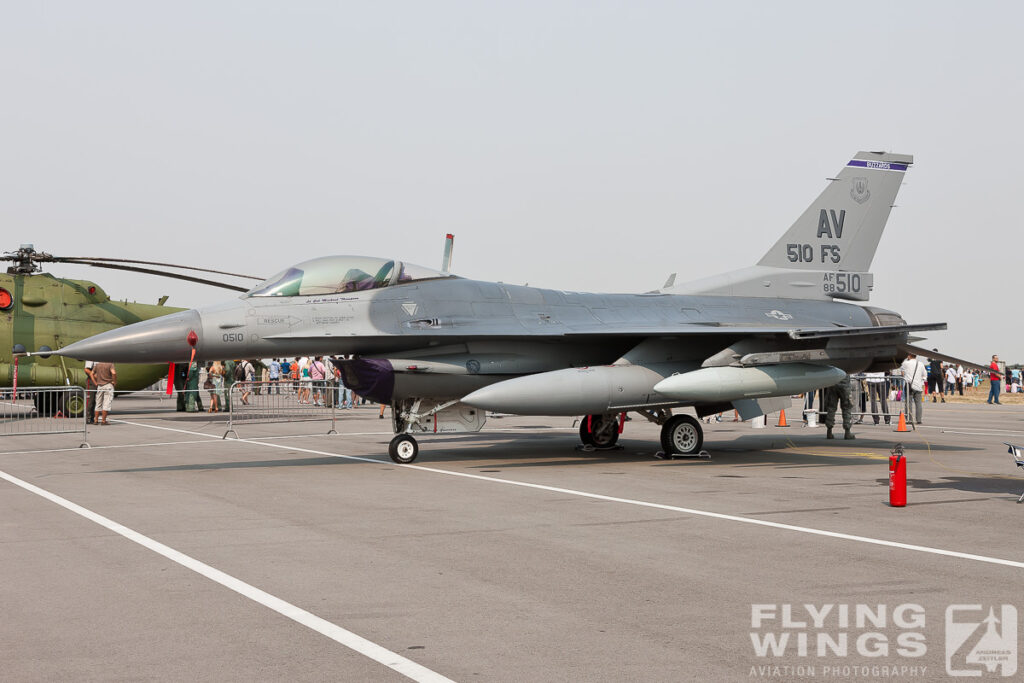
[849,374,911,424]
[223,380,338,438]
[803,374,912,427]
[0,386,89,447]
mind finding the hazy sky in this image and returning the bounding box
[2,1,1020,361]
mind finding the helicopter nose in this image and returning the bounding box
[57,309,203,363]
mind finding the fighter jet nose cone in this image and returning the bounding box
[58,309,203,363]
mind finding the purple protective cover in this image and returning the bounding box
[333,357,394,403]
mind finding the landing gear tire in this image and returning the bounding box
[579,414,620,449]
[388,434,419,464]
[64,393,87,418]
[661,415,703,455]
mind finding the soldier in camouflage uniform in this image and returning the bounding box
[174,361,204,413]
[823,374,855,440]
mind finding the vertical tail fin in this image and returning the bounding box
[673,151,912,301]
[757,151,912,272]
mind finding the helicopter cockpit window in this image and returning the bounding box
[245,256,454,297]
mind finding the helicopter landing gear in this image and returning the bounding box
[30,390,86,418]
[63,392,87,418]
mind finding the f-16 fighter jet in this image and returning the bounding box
[57,151,947,463]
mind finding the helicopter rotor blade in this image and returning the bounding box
[51,257,263,280]
[66,262,249,292]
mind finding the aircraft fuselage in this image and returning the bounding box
[63,277,878,362]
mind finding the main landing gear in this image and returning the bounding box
[634,409,704,457]
[660,414,703,456]
[578,411,704,456]
[579,413,620,449]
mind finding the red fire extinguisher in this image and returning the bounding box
[889,444,907,507]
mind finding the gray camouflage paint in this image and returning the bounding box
[55,151,938,415]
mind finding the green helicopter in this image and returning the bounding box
[1,244,258,415]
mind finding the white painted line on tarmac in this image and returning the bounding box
[0,468,455,683]
[0,439,219,456]
[118,419,1024,571]
[251,431,392,441]
[939,429,1024,437]
[915,424,1024,436]
[244,427,575,442]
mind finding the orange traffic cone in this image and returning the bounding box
[777,409,789,427]
[894,411,909,432]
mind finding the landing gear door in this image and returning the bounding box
[433,403,487,433]
[401,400,487,434]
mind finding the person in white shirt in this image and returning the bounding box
[944,364,958,398]
[900,354,928,425]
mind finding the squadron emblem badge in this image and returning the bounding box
[850,176,870,204]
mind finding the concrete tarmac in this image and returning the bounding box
[1,396,1022,681]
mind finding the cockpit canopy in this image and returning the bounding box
[245,255,455,297]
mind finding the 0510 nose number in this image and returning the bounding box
[222,333,244,342]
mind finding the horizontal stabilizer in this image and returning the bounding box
[900,344,994,375]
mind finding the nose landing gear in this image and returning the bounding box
[388,434,419,464]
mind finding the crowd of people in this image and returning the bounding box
[76,355,390,423]
[915,350,988,401]
[193,356,387,417]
